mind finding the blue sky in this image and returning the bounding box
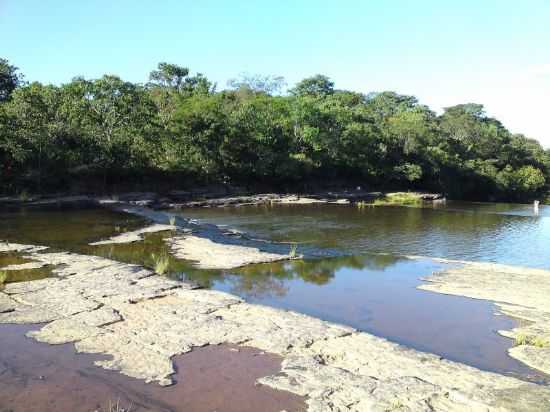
[2,1,549,146]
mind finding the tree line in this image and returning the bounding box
[1,58,548,201]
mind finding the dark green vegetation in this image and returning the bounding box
[1,58,548,201]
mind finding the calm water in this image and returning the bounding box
[178,201,550,268]
[1,202,549,382]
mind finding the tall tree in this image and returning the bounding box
[0,58,21,102]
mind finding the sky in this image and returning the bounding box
[1,0,549,146]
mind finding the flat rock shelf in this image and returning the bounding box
[2,241,550,411]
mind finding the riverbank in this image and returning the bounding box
[2,238,550,411]
[0,189,445,210]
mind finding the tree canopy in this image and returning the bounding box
[1,57,548,202]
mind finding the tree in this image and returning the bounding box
[0,58,21,102]
[227,73,286,95]
[291,75,334,97]
[149,62,190,90]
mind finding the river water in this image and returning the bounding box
[1,201,549,384]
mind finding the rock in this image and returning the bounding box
[419,260,550,374]
[89,224,176,245]
[0,261,48,271]
[167,235,293,269]
[2,244,550,410]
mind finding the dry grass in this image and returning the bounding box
[100,398,133,412]
[151,252,170,275]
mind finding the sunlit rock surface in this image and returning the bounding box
[1,244,550,411]
[89,223,176,245]
[167,235,293,269]
[420,260,550,375]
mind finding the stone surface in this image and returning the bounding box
[89,223,176,245]
[0,242,48,253]
[167,234,293,269]
[0,261,48,271]
[419,260,550,375]
[2,243,550,410]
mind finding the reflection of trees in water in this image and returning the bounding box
[227,253,406,299]
[85,230,407,299]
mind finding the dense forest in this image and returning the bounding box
[1,58,549,201]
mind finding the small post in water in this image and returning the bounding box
[534,200,540,214]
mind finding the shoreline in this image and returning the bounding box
[0,189,445,210]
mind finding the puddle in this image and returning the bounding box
[0,324,306,412]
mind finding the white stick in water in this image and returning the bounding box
[534,200,540,214]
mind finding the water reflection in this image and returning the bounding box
[226,254,405,298]
[216,255,546,382]
[179,202,550,268]
[1,204,548,381]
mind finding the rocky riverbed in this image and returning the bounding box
[2,237,550,411]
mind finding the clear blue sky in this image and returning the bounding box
[2,1,549,146]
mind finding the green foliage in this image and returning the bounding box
[515,333,550,348]
[0,58,21,102]
[1,56,549,201]
[151,252,170,275]
[373,192,423,206]
[291,74,334,97]
[0,270,7,285]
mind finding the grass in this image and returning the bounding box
[515,333,550,348]
[18,189,30,201]
[289,243,298,258]
[151,252,170,275]
[0,270,7,286]
[101,398,133,412]
[372,192,423,206]
[385,399,404,411]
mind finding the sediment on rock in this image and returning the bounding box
[419,260,550,376]
[1,243,550,411]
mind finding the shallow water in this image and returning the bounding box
[1,202,549,382]
[0,324,305,412]
[178,201,550,268]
